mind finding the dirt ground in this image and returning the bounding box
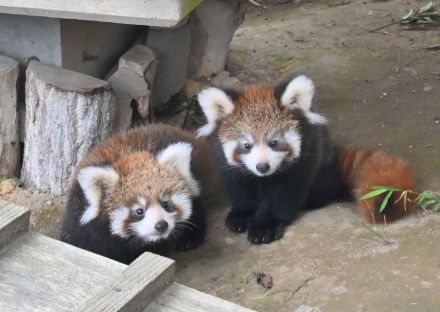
[1,0,439,311]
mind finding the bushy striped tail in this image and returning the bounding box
[338,147,416,223]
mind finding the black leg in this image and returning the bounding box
[221,171,258,233]
[247,175,310,245]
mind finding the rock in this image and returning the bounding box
[0,55,20,177]
[188,0,244,79]
[21,61,116,194]
[147,23,192,110]
[108,45,157,131]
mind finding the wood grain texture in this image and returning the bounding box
[144,283,256,312]
[21,61,116,194]
[0,232,126,312]
[0,55,20,177]
[79,252,175,312]
[0,200,30,250]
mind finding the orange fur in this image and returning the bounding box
[339,147,416,223]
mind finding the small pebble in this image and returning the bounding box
[423,85,433,92]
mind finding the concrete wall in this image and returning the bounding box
[0,14,62,67]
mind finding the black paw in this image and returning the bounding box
[175,229,205,251]
[247,223,285,245]
[226,213,250,233]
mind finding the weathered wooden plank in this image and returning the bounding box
[0,0,202,27]
[144,283,256,312]
[0,200,30,250]
[0,232,126,312]
[78,252,175,312]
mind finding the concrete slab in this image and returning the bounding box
[0,0,202,27]
[0,14,139,78]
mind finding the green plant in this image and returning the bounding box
[361,186,440,212]
[370,1,440,32]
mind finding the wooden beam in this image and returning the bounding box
[0,200,30,250]
[79,253,175,312]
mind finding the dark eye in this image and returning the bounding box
[135,208,145,216]
[269,140,278,148]
[244,143,252,150]
[161,201,174,212]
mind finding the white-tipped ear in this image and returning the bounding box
[196,87,235,137]
[77,166,119,225]
[157,142,201,196]
[280,75,327,125]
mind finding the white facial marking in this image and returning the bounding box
[77,166,119,225]
[138,196,147,206]
[280,75,328,125]
[222,140,239,166]
[157,142,200,196]
[196,87,235,137]
[240,144,288,177]
[284,129,302,158]
[109,207,130,237]
[171,192,192,220]
[131,204,176,242]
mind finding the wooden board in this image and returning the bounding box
[0,232,126,312]
[0,200,30,250]
[0,0,202,27]
[79,252,175,312]
[145,283,256,312]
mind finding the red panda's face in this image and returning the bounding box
[77,143,199,243]
[217,88,301,176]
[196,75,327,177]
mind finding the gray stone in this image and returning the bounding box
[0,55,20,177]
[188,0,244,79]
[146,23,191,110]
[21,61,116,195]
[108,45,157,131]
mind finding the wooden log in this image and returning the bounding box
[21,61,116,194]
[0,56,20,177]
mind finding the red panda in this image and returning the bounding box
[60,124,213,263]
[196,75,416,245]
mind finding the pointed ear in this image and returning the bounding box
[278,75,327,125]
[157,142,200,196]
[196,87,235,137]
[77,166,119,225]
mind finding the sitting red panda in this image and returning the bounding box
[60,124,212,263]
[196,75,416,245]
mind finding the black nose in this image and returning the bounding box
[154,221,168,233]
[256,163,270,173]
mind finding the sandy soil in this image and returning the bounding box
[1,0,439,311]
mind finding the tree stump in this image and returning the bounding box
[0,56,20,177]
[21,61,116,194]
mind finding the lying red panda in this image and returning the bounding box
[60,124,212,263]
[196,75,416,244]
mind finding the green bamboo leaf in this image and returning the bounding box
[419,1,434,14]
[360,189,389,200]
[371,185,401,191]
[433,203,440,211]
[379,191,394,213]
[402,9,415,20]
